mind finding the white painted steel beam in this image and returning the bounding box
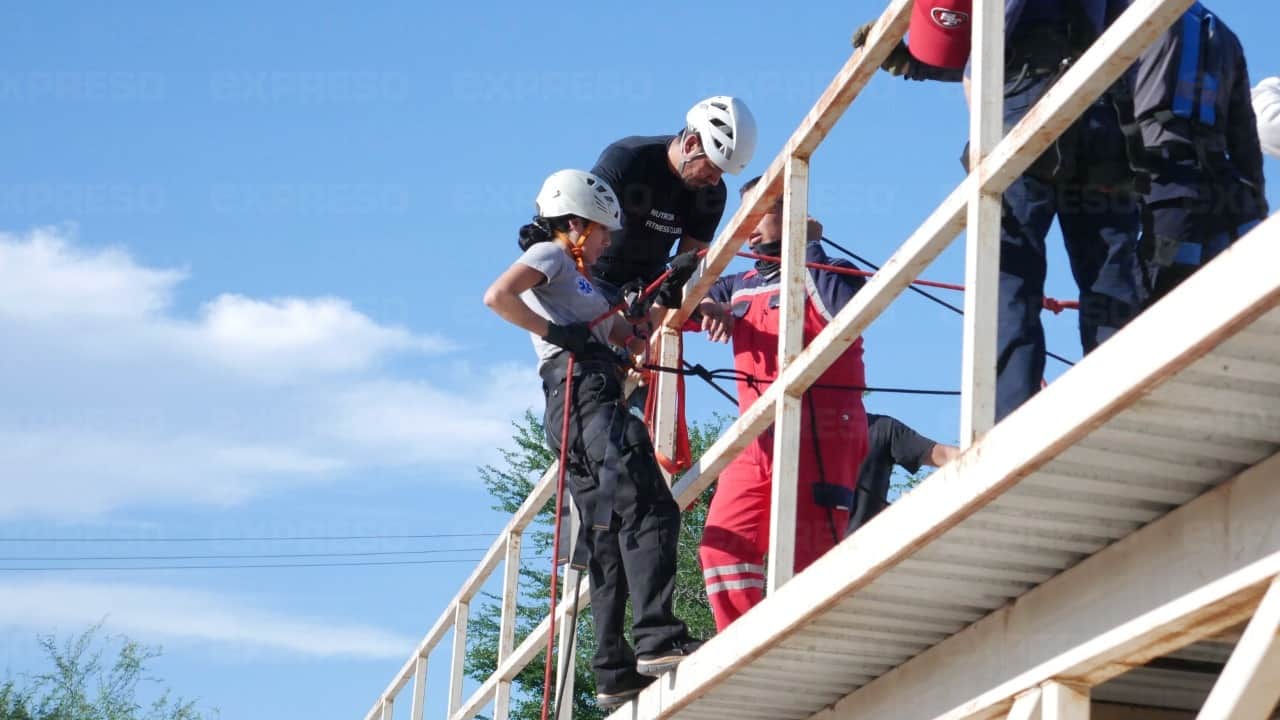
[1042,682,1091,720]
[366,0,1254,716]
[669,0,1199,502]
[1196,577,1280,720]
[755,0,1197,433]
[452,580,592,720]
[960,0,1004,444]
[811,461,1280,720]
[555,505,582,720]
[363,465,556,720]
[409,655,427,720]
[768,156,809,592]
[494,532,521,720]
[653,329,682,484]
[1008,689,1042,720]
[555,572,582,720]
[614,216,1280,720]
[448,601,469,716]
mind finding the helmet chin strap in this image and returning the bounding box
[558,222,596,278]
[677,132,708,177]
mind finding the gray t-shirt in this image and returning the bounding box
[517,241,621,370]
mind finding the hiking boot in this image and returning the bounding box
[636,639,704,676]
[595,672,654,711]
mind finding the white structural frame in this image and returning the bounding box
[360,0,1280,718]
[808,443,1280,720]
[1196,577,1280,720]
[960,0,1004,444]
[652,327,683,484]
[553,504,582,720]
[767,155,809,592]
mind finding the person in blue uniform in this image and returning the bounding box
[853,0,1146,421]
[1133,2,1267,303]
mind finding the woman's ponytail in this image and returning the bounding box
[517,216,553,250]
[517,215,574,251]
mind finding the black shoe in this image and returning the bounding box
[636,639,704,677]
[596,673,654,711]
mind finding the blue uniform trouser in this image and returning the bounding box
[1141,160,1267,305]
[1142,198,1231,303]
[996,75,1144,421]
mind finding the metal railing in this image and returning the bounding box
[362,0,1197,716]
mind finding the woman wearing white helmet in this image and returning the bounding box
[589,95,758,307]
[486,169,631,360]
[484,169,701,711]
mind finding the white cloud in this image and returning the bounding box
[195,294,454,379]
[0,579,411,659]
[0,430,346,516]
[0,225,183,321]
[327,367,541,465]
[0,226,455,382]
[0,226,541,518]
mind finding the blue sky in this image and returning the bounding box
[1,1,1277,718]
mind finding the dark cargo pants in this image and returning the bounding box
[996,73,1145,421]
[541,354,688,692]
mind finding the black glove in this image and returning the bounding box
[619,278,649,321]
[542,322,591,355]
[851,20,913,77]
[655,251,700,309]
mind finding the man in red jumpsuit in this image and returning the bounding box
[695,177,870,631]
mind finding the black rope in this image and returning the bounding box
[819,237,1077,368]
[643,364,961,397]
[682,360,737,405]
[804,394,842,545]
[820,237,966,315]
[1046,351,1077,368]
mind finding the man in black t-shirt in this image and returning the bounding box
[590,95,758,305]
[845,414,960,536]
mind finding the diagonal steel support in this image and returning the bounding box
[1197,576,1280,720]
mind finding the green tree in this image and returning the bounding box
[465,411,723,720]
[890,468,930,498]
[0,626,212,720]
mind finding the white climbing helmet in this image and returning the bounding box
[534,169,623,231]
[685,95,758,175]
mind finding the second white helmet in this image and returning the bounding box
[535,169,623,231]
[686,95,758,175]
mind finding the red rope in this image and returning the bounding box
[588,249,712,328]
[541,356,574,720]
[736,250,1080,313]
[541,252,700,719]
[1041,296,1077,314]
